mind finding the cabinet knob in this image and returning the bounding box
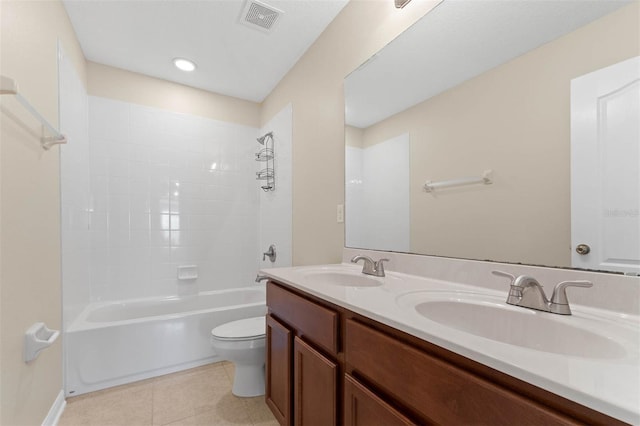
[575,244,591,255]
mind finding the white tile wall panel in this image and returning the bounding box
[84,96,260,301]
[64,90,282,306]
[345,134,410,252]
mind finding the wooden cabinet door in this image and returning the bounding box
[266,315,292,426]
[294,336,338,426]
[344,374,415,426]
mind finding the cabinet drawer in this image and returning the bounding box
[345,320,579,426]
[267,282,338,354]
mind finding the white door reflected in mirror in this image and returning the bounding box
[571,56,640,274]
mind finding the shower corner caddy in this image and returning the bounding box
[0,75,67,150]
[256,131,275,191]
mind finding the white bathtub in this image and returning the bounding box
[65,286,266,396]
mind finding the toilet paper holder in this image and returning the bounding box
[24,322,59,363]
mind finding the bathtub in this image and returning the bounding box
[65,286,266,396]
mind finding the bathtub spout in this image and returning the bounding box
[255,274,269,283]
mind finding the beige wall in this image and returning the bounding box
[87,62,260,127]
[261,0,441,265]
[359,3,639,267]
[0,0,86,424]
[345,125,363,148]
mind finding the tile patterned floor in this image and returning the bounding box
[59,362,279,426]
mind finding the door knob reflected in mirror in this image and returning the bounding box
[576,244,591,255]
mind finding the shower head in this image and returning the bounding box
[257,132,273,145]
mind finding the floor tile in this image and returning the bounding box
[222,361,235,382]
[163,393,253,426]
[59,380,153,425]
[243,396,279,426]
[59,362,277,426]
[152,363,233,425]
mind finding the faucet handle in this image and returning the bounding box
[263,245,276,262]
[550,280,593,305]
[492,270,516,283]
[493,270,525,304]
[375,258,390,275]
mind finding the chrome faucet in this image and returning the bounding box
[255,274,269,283]
[492,270,592,315]
[351,255,389,277]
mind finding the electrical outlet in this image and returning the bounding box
[337,204,344,223]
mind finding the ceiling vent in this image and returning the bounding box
[240,0,283,33]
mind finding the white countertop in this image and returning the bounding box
[261,263,640,424]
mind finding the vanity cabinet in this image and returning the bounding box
[266,280,625,426]
[266,282,339,426]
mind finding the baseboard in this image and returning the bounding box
[42,390,66,426]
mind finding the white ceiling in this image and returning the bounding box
[345,0,632,128]
[63,0,349,103]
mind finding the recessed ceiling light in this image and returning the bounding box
[173,58,196,72]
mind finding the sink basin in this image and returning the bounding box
[397,291,634,359]
[301,269,389,288]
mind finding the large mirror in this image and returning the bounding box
[345,0,639,274]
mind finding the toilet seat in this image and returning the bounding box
[211,316,265,341]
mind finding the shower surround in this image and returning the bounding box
[60,57,293,394]
[84,97,260,301]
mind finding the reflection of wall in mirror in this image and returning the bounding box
[346,128,410,252]
[346,126,365,247]
[356,2,638,268]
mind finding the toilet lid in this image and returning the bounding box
[211,316,265,341]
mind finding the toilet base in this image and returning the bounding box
[231,363,265,397]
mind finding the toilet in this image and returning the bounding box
[211,316,266,397]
